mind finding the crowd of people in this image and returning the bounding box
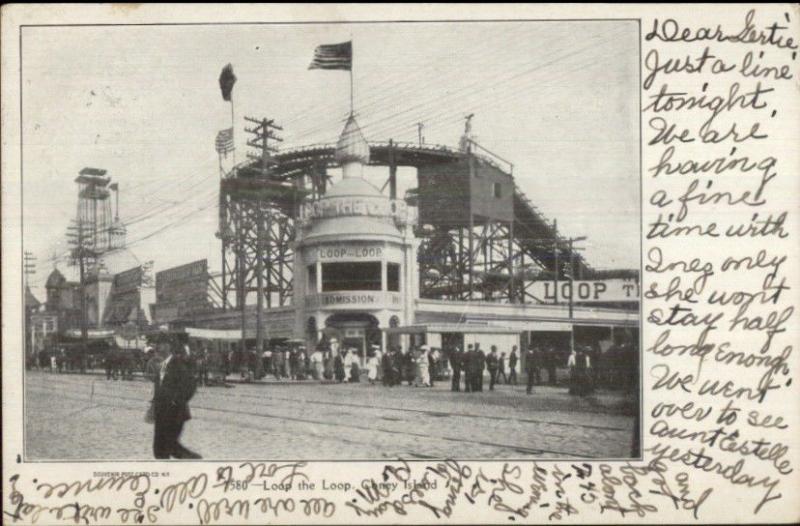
[33,335,639,398]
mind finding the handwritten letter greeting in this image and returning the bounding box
[643,5,798,518]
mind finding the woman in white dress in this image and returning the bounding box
[367,352,379,384]
[417,345,431,387]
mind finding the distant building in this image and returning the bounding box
[41,257,155,347]
[44,268,82,332]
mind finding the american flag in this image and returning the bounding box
[308,41,352,71]
[215,128,234,156]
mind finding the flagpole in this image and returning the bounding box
[230,93,236,165]
[349,38,354,115]
[349,68,354,115]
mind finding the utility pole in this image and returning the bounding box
[24,251,37,360]
[24,251,36,291]
[67,218,91,345]
[416,122,425,146]
[552,219,559,305]
[244,116,283,379]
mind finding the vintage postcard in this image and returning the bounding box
[2,3,798,524]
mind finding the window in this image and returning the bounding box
[307,265,317,293]
[387,263,400,292]
[322,262,382,291]
[492,182,502,198]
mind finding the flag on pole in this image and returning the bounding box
[109,183,119,191]
[219,64,237,101]
[215,127,235,156]
[308,41,352,70]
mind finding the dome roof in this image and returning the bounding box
[45,268,66,288]
[325,176,383,198]
[98,248,142,276]
[334,114,370,165]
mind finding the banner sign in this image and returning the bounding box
[154,260,210,321]
[529,279,640,303]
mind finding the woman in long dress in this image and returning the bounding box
[334,351,346,383]
[367,352,379,384]
[418,347,431,387]
[348,349,361,383]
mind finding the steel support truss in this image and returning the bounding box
[218,193,295,310]
[418,216,575,304]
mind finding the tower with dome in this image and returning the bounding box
[293,115,419,359]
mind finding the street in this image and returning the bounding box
[25,371,637,460]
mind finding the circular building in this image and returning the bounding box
[293,115,418,359]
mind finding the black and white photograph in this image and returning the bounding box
[20,20,641,461]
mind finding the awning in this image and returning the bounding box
[63,329,116,340]
[184,327,242,341]
[384,323,520,335]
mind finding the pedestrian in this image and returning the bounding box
[373,346,383,384]
[546,345,558,385]
[464,344,475,393]
[334,350,346,383]
[449,346,462,392]
[487,346,499,390]
[298,347,309,380]
[524,346,537,395]
[381,349,392,386]
[288,349,298,380]
[367,349,379,385]
[588,343,601,387]
[152,341,201,459]
[348,349,361,383]
[428,348,438,387]
[310,347,324,380]
[475,344,486,392]
[390,348,403,386]
[529,345,542,385]
[509,346,518,385]
[498,352,508,384]
[104,350,113,379]
[323,350,334,380]
[416,345,431,387]
[404,349,415,386]
[568,346,593,396]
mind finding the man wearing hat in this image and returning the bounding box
[475,344,487,392]
[487,346,500,391]
[152,340,201,459]
[524,346,537,395]
[449,345,463,392]
[464,344,475,393]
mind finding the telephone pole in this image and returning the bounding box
[244,116,283,379]
[66,218,91,344]
[24,251,36,290]
[24,251,37,360]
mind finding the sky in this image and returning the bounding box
[21,20,639,299]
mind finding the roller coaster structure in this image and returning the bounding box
[217,137,593,310]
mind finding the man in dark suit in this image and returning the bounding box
[486,346,499,391]
[449,346,462,392]
[475,344,486,392]
[153,341,201,459]
[525,346,537,395]
[546,345,558,386]
[508,346,519,385]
